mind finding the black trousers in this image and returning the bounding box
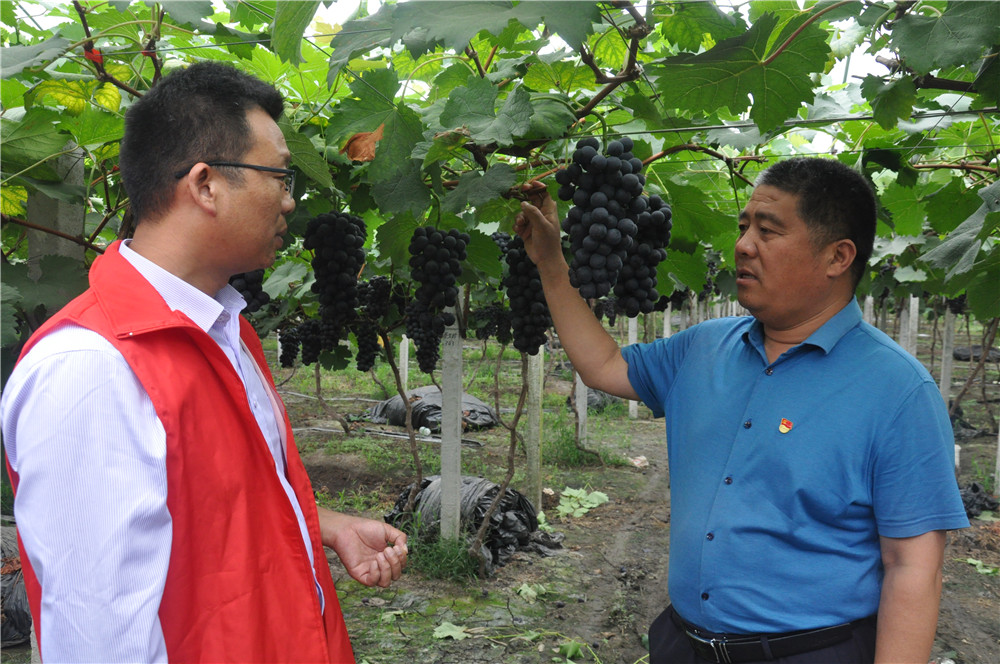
[648,605,877,664]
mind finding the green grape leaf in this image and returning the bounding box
[371,163,430,218]
[1,36,72,79]
[280,122,333,191]
[441,164,516,214]
[158,1,215,28]
[464,229,503,280]
[60,107,123,148]
[925,179,982,235]
[525,97,576,139]
[652,12,829,133]
[655,1,745,51]
[1,111,69,181]
[881,182,927,236]
[369,105,425,183]
[860,75,916,130]
[271,1,320,64]
[965,253,1000,320]
[660,246,708,293]
[439,79,531,146]
[374,213,423,271]
[890,1,1000,75]
[263,261,309,299]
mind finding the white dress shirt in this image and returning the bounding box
[1,241,319,662]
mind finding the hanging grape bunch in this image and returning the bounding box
[229,269,270,314]
[469,302,512,345]
[556,136,644,300]
[613,194,673,317]
[406,226,469,373]
[497,232,552,355]
[555,136,673,318]
[351,275,391,372]
[285,211,367,366]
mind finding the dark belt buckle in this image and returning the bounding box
[687,630,733,664]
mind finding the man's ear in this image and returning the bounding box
[179,163,219,215]
[827,238,857,279]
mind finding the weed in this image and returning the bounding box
[399,513,479,582]
[315,486,389,513]
[970,459,997,495]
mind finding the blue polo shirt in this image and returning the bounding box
[623,298,968,634]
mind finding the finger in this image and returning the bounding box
[383,545,403,580]
[374,551,393,588]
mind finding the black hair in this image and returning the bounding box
[755,157,877,289]
[118,61,285,223]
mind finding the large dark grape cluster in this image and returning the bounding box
[282,212,367,366]
[613,194,673,317]
[469,302,512,345]
[229,269,270,314]
[406,227,469,373]
[351,276,391,372]
[500,234,552,355]
[557,136,646,301]
[278,326,300,368]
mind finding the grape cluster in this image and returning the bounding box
[278,326,300,368]
[699,257,721,302]
[469,302,513,345]
[613,194,673,317]
[229,269,270,314]
[556,136,646,301]
[305,212,367,335]
[501,234,552,355]
[351,276,392,372]
[406,227,470,373]
[281,211,367,366]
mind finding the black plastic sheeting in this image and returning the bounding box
[567,387,623,413]
[367,385,498,432]
[960,482,1000,519]
[1,527,31,647]
[385,475,555,572]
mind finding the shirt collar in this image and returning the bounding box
[744,298,862,355]
[119,240,245,334]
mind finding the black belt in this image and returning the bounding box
[669,607,875,663]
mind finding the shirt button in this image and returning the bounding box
[701,593,709,600]
[706,532,714,541]
[724,476,733,485]
[743,420,752,429]
[765,367,774,375]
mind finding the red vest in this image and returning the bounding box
[7,241,355,663]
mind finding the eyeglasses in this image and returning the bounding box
[174,161,296,193]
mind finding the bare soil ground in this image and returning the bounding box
[301,416,999,664]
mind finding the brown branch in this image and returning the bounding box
[647,144,767,186]
[72,0,144,98]
[379,330,424,514]
[1,214,106,253]
[912,162,998,175]
[948,317,999,420]
[763,0,855,67]
[482,44,498,73]
[465,46,486,78]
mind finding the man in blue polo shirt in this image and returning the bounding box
[514,157,968,664]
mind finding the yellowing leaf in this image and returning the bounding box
[93,82,122,112]
[1,185,28,217]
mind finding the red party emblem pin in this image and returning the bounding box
[778,418,793,434]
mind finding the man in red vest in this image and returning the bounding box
[1,61,406,663]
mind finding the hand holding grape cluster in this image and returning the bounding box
[556,137,673,317]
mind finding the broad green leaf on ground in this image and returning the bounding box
[442,164,517,214]
[1,283,21,347]
[654,0,745,52]
[263,261,310,299]
[371,162,431,218]
[1,36,72,79]
[439,79,532,146]
[433,621,470,640]
[860,75,916,130]
[651,12,830,133]
[890,1,1000,75]
[271,1,320,64]
[881,182,927,236]
[280,121,334,191]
